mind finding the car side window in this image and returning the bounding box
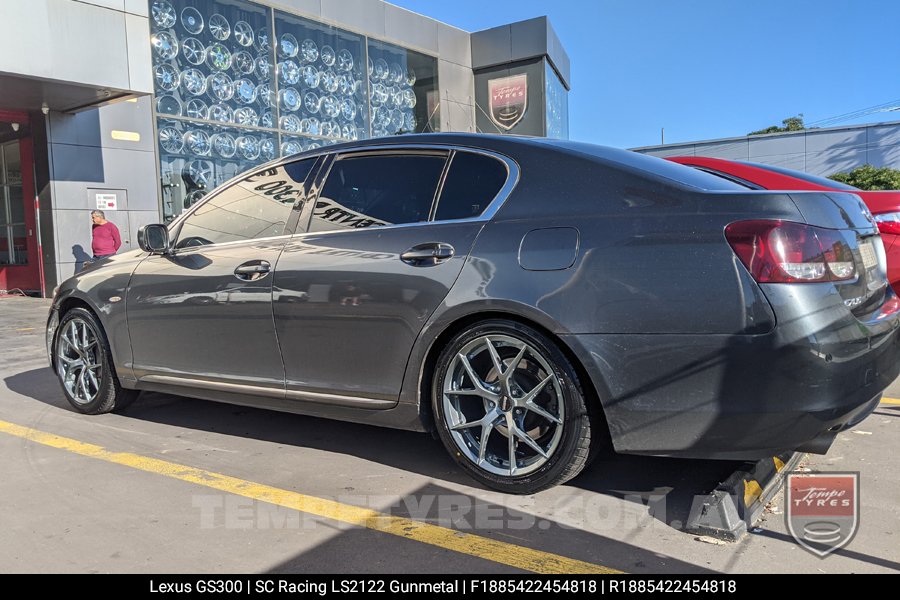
[307,153,448,233]
[434,151,509,221]
[175,158,317,249]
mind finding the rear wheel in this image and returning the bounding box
[54,307,138,414]
[432,320,593,494]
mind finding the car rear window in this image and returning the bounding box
[737,161,860,191]
[540,140,748,191]
[434,152,508,221]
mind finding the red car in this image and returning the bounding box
[667,156,900,295]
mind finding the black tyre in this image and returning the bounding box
[432,319,593,494]
[53,307,138,414]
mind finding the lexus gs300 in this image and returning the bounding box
[47,134,900,493]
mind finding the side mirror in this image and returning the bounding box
[138,224,170,254]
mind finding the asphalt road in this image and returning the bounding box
[1,296,898,573]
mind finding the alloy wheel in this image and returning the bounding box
[442,334,565,477]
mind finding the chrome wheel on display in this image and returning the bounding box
[279,34,299,59]
[158,126,184,153]
[233,107,259,126]
[236,136,260,161]
[208,14,230,41]
[181,68,207,96]
[337,49,354,72]
[206,43,232,71]
[182,38,206,66]
[181,7,203,35]
[232,51,255,75]
[151,1,176,29]
[234,21,254,47]
[185,98,209,119]
[432,321,595,494]
[152,31,179,60]
[154,64,180,92]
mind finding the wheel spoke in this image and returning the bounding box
[520,374,553,404]
[77,368,89,400]
[511,422,550,459]
[450,407,501,432]
[60,335,78,354]
[66,325,79,353]
[85,366,100,391]
[505,345,528,382]
[457,353,498,400]
[484,337,505,377]
[478,419,495,465]
[525,399,562,425]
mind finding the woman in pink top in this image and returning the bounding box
[90,210,122,260]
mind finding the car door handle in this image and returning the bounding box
[234,260,271,281]
[400,243,455,266]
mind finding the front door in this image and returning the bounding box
[126,157,320,392]
[0,121,40,293]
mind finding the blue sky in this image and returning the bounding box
[388,1,900,149]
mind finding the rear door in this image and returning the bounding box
[273,147,514,406]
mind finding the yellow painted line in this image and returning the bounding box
[0,419,620,574]
[881,397,900,405]
[16,328,35,332]
[773,456,785,472]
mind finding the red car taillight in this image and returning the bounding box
[724,220,857,283]
[874,212,900,235]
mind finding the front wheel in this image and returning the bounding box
[432,320,594,494]
[53,307,137,414]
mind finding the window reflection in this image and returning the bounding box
[175,158,316,247]
[308,154,447,233]
[545,61,569,140]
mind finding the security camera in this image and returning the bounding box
[10,123,19,132]
[41,103,50,115]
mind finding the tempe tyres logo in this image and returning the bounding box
[785,472,859,557]
[488,74,528,131]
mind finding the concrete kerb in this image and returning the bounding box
[684,451,803,541]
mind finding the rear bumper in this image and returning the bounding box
[563,285,900,460]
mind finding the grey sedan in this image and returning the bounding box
[47,134,900,493]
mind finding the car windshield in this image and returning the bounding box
[737,161,860,191]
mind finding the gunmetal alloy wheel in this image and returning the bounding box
[53,307,138,414]
[56,317,103,406]
[433,320,594,494]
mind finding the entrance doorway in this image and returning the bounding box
[0,113,39,294]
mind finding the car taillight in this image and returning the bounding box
[874,212,900,235]
[724,220,857,283]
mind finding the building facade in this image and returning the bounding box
[0,0,570,296]
[633,120,900,178]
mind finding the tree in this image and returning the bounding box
[829,164,900,190]
[749,114,806,136]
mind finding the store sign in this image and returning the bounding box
[785,472,859,557]
[488,74,528,131]
[95,193,118,211]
